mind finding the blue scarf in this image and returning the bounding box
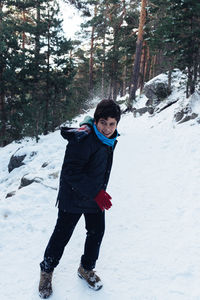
[93,124,118,148]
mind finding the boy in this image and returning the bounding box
[39,99,121,298]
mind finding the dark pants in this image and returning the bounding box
[40,209,105,273]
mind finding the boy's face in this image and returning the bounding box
[95,117,117,138]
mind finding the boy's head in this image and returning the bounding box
[94,99,121,124]
[94,99,121,138]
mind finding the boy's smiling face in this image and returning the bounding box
[95,117,117,138]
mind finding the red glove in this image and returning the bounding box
[94,190,112,211]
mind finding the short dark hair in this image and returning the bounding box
[94,99,121,124]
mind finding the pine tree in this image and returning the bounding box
[0,0,75,146]
[148,0,200,97]
[0,1,26,146]
[77,0,139,101]
[128,0,147,109]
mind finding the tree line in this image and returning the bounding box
[71,0,200,105]
[0,0,81,146]
[1,0,200,146]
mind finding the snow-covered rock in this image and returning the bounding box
[8,146,37,173]
[19,174,43,189]
[5,191,16,198]
[143,73,171,107]
[133,106,154,117]
[174,91,200,124]
[8,148,26,173]
[131,71,177,117]
[129,69,200,126]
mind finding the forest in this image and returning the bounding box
[0,0,200,146]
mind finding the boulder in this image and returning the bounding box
[48,171,59,179]
[19,174,43,189]
[143,73,171,108]
[133,106,154,117]
[42,162,49,168]
[8,147,37,173]
[8,149,26,173]
[6,191,16,198]
[174,91,200,124]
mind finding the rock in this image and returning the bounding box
[156,99,179,114]
[8,149,26,173]
[42,162,49,168]
[145,99,154,106]
[177,113,198,124]
[19,176,35,188]
[148,107,154,115]
[133,106,154,117]
[6,191,16,198]
[133,107,147,117]
[174,111,184,123]
[48,171,59,179]
[8,147,37,173]
[19,175,43,189]
[197,118,200,124]
[143,73,171,108]
[174,91,200,124]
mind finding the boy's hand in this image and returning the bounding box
[94,190,112,211]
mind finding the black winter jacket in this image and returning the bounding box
[56,125,117,213]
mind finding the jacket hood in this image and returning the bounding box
[79,115,94,127]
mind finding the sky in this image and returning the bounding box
[59,1,83,39]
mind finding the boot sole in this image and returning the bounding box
[77,272,103,291]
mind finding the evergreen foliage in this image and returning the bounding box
[148,0,200,96]
[1,0,200,146]
[75,0,140,101]
[71,0,200,104]
[0,0,76,146]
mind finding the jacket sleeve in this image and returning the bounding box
[61,136,106,200]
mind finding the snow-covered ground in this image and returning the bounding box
[1,86,200,299]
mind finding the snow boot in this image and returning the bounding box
[39,271,53,299]
[77,265,103,291]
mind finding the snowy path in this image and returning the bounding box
[1,109,200,300]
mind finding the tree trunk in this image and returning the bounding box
[149,54,156,79]
[122,55,127,96]
[139,41,147,93]
[144,43,150,82]
[0,3,7,146]
[101,34,105,99]
[153,55,157,77]
[105,0,126,101]
[108,80,112,99]
[89,4,97,98]
[193,57,198,94]
[113,0,126,101]
[128,0,147,110]
[44,10,50,135]
[22,9,26,49]
[34,1,41,142]
[168,69,172,92]
[0,76,6,147]
[35,2,40,70]
[187,66,195,97]
[167,58,173,92]
[112,29,118,102]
